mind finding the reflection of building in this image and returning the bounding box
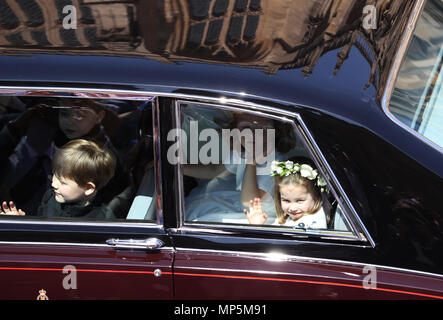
[139,0,415,98]
[0,0,137,50]
[0,0,416,99]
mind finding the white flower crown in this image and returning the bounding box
[270,160,329,193]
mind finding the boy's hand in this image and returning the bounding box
[1,201,26,216]
[244,197,267,225]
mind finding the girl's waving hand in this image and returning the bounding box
[244,197,267,225]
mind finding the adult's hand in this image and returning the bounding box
[8,104,52,138]
[26,115,57,155]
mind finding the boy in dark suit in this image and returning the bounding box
[1,139,116,219]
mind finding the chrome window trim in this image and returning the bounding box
[152,96,164,225]
[173,100,374,246]
[0,86,373,247]
[177,225,365,244]
[380,0,443,153]
[173,99,184,227]
[0,218,162,228]
[0,240,174,252]
[0,86,296,115]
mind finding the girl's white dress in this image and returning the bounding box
[272,207,327,229]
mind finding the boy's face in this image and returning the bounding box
[51,175,89,204]
[58,106,104,139]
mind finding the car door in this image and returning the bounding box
[161,97,443,300]
[0,90,174,300]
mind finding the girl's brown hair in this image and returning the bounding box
[52,139,116,190]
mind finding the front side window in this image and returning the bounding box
[174,102,353,235]
[387,0,443,149]
[0,95,156,222]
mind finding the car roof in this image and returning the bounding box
[0,49,372,111]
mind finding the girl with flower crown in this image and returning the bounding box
[244,158,328,229]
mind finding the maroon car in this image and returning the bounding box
[0,0,442,302]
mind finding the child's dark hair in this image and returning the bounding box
[52,139,116,190]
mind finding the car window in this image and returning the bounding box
[387,0,443,149]
[0,96,156,222]
[174,102,353,235]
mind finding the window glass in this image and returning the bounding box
[176,102,352,234]
[0,96,156,222]
[388,0,443,148]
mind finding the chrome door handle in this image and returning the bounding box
[106,238,164,250]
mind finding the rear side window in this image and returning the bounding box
[387,0,443,148]
[0,96,156,222]
[174,102,354,236]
